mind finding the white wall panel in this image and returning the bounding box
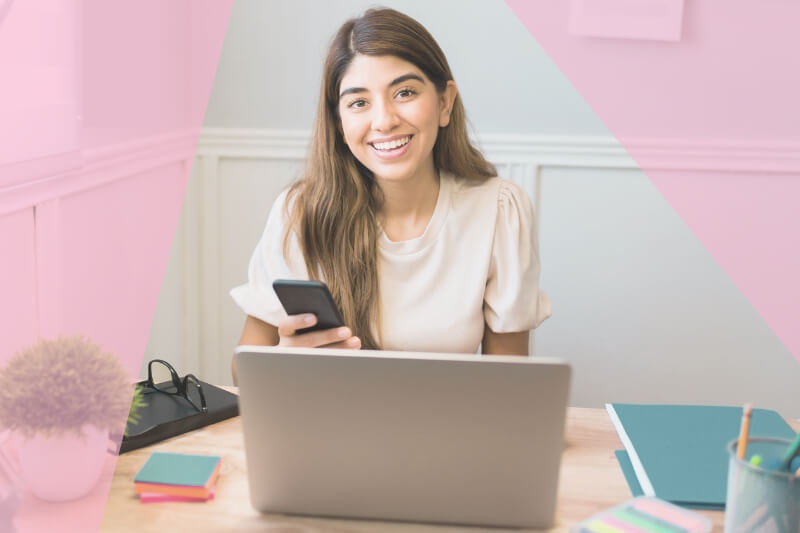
[217,157,304,384]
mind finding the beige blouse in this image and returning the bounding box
[230,171,551,354]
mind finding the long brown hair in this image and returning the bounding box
[285,8,496,348]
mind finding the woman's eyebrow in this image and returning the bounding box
[339,73,425,99]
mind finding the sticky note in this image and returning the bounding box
[140,486,216,503]
[134,451,221,492]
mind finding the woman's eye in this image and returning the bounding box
[396,88,416,99]
[348,99,367,109]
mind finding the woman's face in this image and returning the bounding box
[337,54,456,184]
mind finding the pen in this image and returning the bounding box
[780,430,800,469]
[737,403,752,460]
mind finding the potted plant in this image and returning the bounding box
[0,336,134,501]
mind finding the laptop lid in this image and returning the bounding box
[235,346,571,528]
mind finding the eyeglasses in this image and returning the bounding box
[144,359,208,414]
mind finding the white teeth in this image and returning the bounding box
[372,136,410,151]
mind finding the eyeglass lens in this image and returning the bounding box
[150,360,179,393]
[184,375,204,411]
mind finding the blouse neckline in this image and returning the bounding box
[378,171,452,256]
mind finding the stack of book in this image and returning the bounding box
[134,451,221,503]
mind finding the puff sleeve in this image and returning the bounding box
[229,190,309,326]
[483,180,552,332]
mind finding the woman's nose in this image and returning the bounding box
[371,99,401,132]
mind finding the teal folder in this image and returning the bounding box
[607,404,795,509]
[614,450,723,510]
[614,450,644,497]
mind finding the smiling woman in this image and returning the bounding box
[229,7,551,373]
[338,57,455,190]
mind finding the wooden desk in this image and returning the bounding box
[101,399,733,533]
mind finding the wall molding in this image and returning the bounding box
[0,129,198,216]
[198,127,800,174]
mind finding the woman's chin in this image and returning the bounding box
[368,160,435,185]
[371,169,416,184]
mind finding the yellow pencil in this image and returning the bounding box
[737,403,752,460]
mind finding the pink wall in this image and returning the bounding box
[0,1,232,530]
[506,0,800,363]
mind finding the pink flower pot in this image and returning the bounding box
[16,424,109,502]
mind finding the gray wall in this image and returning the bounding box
[204,0,610,136]
[537,166,800,414]
[194,0,800,416]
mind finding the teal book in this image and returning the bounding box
[607,404,795,509]
[614,450,723,510]
[134,451,221,487]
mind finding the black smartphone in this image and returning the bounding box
[272,279,345,334]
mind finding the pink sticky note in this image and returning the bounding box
[568,0,685,42]
[139,486,215,504]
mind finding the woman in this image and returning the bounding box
[231,8,550,371]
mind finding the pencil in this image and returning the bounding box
[737,403,752,460]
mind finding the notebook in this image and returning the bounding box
[614,450,715,510]
[607,404,796,509]
[119,380,239,453]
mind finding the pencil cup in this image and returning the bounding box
[724,438,800,533]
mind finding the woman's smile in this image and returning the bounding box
[369,134,413,159]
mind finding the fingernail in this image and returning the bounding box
[304,315,315,324]
[338,328,350,338]
[347,337,360,347]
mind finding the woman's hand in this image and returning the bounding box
[277,314,361,349]
[233,314,360,385]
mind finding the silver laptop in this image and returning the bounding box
[235,346,571,528]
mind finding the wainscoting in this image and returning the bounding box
[1,130,196,375]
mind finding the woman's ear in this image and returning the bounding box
[439,81,458,127]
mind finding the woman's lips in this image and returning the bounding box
[369,135,412,160]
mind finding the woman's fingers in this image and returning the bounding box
[277,314,316,337]
[278,316,358,348]
[323,337,362,350]
[300,327,353,347]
